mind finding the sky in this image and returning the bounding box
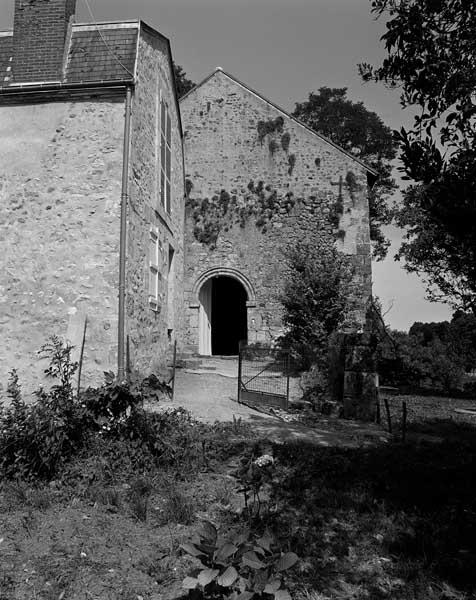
[0,0,454,330]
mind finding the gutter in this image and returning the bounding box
[0,79,133,93]
[117,85,132,383]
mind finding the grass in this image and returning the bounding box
[0,397,475,599]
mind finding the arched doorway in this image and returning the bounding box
[198,276,248,355]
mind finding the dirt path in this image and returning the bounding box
[151,361,390,447]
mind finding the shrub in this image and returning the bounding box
[0,339,89,480]
[279,240,352,371]
[181,520,298,599]
[0,338,167,480]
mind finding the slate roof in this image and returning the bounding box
[0,21,139,87]
[181,68,378,177]
[66,23,137,83]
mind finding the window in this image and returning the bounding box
[159,95,172,213]
[149,227,160,309]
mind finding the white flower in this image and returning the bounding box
[253,454,274,468]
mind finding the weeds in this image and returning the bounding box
[157,478,196,525]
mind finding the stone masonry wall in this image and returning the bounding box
[180,70,372,351]
[0,100,124,396]
[125,28,185,376]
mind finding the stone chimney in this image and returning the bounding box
[12,0,77,83]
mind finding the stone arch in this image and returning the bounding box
[191,267,256,355]
[192,267,256,308]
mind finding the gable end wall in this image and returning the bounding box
[181,72,372,349]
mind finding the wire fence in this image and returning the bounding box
[238,343,292,409]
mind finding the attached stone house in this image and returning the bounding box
[180,69,376,356]
[0,0,185,392]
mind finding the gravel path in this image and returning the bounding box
[148,362,390,447]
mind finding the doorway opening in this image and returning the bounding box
[198,276,248,355]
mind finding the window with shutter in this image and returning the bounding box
[149,228,160,309]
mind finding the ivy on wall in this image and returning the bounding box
[257,117,284,143]
[185,170,358,248]
[186,181,297,248]
[288,154,296,175]
[257,118,297,169]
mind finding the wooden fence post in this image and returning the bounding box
[384,397,392,434]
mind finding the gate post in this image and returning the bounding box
[237,340,243,403]
[342,332,378,422]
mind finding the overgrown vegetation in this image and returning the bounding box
[257,117,285,143]
[360,0,476,312]
[0,337,245,481]
[279,239,352,373]
[1,338,476,599]
[372,308,476,395]
[174,62,196,99]
[186,183,297,248]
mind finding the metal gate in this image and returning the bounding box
[237,342,291,410]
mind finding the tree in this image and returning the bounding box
[173,63,195,99]
[360,0,476,313]
[279,239,352,370]
[293,87,398,260]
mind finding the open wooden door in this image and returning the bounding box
[198,280,212,355]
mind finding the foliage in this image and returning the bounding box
[257,117,285,143]
[360,0,476,312]
[0,339,88,480]
[281,132,291,153]
[174,63,196,99]
[233,453,275,520]
[328,195,344,229]
[373,312,476,394]
[293,87,397,260]
[287,154,296,175]
[269,139,279,155]
[186,184,297,248]
[300,332,346,410]
[279,240,353,370]
[181,520,298,600]
[0,338,187,480]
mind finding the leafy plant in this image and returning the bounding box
[38,335,78,405]
[0,338,87,480]
[233,454,275,520]
[181,521,298,599]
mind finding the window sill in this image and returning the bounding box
[149,299,161,313]
[155,204,173,232]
